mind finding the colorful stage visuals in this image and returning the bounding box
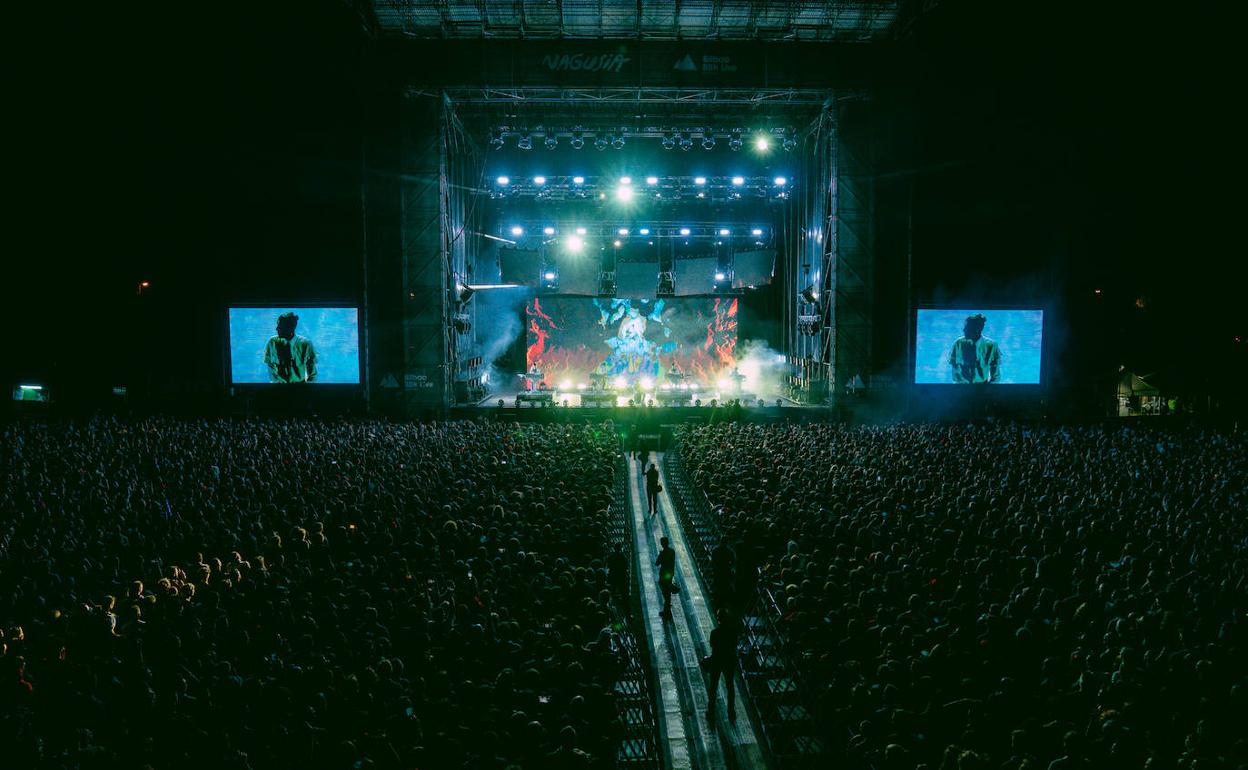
[526,297,738,387]
[228,307,361,384]
[914,308,1043,384]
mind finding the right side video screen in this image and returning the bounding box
[914,308,1044,384]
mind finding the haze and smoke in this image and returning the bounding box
[732,338,788,399]
[473,286,532,392]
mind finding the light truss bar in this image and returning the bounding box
[415,87,834,106]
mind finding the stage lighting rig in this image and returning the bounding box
[595,135,610,151]
[452,314,471,334]
[612,134,626,150]
[570,131,585,149]
[728,135,743,151]
[679,134,694,151]
[662,132,676,150]
[801,285,820,305]
[783,136,797,152]
[489,131,505,150]
[701,135,716,150]
[517,133,533,151]
[544,135,558,150]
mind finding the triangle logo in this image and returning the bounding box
[673,54,697,72]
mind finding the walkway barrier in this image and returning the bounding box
[607,450,663,769]
[662,444,834,770]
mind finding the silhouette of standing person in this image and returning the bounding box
[656,537,676,620]
[645,462,661,515]
[706,608,738,723]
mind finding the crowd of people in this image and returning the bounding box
[678,422,1248,770]
[1,417,633,769]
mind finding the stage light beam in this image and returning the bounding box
[496,176,510,185]
[754,135,770,152]
[615,185,634,202]
[510,226,524,236]
[646,176,658,185]
[774,176,787,186]
[565,235,584,252]
[732,176,744,186]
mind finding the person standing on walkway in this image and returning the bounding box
[656,536,676,620]
[705,608,738,723]
[645,462,661,515]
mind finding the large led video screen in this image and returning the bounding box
[228,307,360,384]
[526,297,737,387]
[915,308,1043,384]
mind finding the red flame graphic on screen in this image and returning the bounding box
[704,297,738,365]
[526,298,559,364]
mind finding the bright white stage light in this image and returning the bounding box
[510,226,524,236]
[717,378,731,390]
[544,271,556,281]
[559,380,572,390]
[613,240,622,247]
[646,176,658,185]
[774,176,787,186]
[572,175,585,184]
[577,383,587,390]
[576,226,587,235]
[679,227,691,236]
[614,376,627,389]
[639,228,650,235]
[543,226,556,235]
[566,235,584,252]
[715,272,726,281]
[694,176,706,185]
[719,228,731,236]
[618,228,629,236]
[752,228,764,236]
[615,186,634,202]
[731,176,744,186]
[776,353,787,362]
[690,383,699,391]
[640,378,653,389]
[496,176,510,185]
[754,136,770,152]
[619,176,631,185]
[533,176,546,185]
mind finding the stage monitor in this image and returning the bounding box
[526,296,738,387]
[228,307,361,384]
[914,308,1043,384]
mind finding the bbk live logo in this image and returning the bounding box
[542,53,631,72]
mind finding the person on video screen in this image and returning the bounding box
[264,312,317,383]
[948,313,1000,383]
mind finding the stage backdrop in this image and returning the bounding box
[914,308,1043,384]
[228,307,361,384]
[526,297,737,386]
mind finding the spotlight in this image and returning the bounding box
[518,133,533,151]
[640,377,653,389]
[732,176,744,186]
[543,226,556,235]
[694,176,706,186]
[801,285,820,304]
[702,136,716,150]
[570,132,585,150]
[613,240,622,247]
[496,175,510,186]
[782,136,797,152]
[456,284,475,303]
[566,235,584,252]
[751,228,764,236]
[572,176,585,185]
[560,380,572,390]
[615,185,634,202]
[618,228,629,235]
[774,176,787,186]
[679,134,693,151]
[612,135,626,150]
[679,227,691,236]
[544,135,558,150]
[544,271,557,281]
[715,272,726,281]
[510,226,524,236]
[576,227,587,235]
[533,176,546,185]
[728,135,743,151]
[489,132,505,150]
[639,228,650,235]
[661,133,676,150]
[614,376,626,389]
[646,176,658,185]
[754,135,770,152]
[719,228,730,236]
[619,176,631,185]
[595,135,609,151]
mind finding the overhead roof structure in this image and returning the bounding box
[360,0,903,42]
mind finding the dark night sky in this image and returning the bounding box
[6,1,1243,404]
